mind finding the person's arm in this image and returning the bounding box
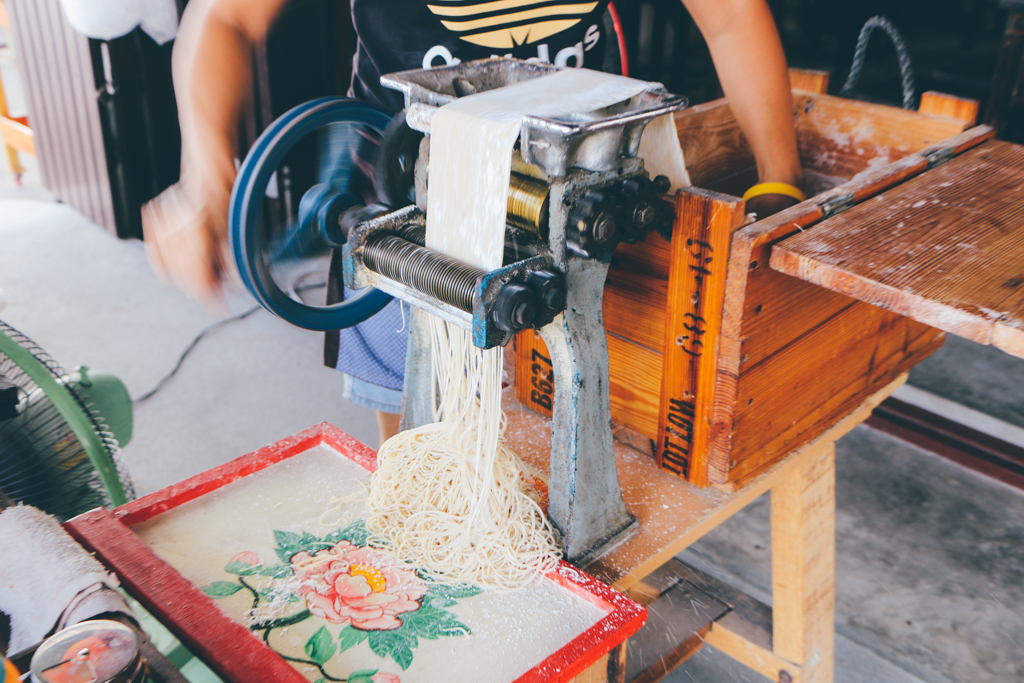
[142,0,289,306]
[682,0,803,215]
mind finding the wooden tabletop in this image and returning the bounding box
[503,374,904,591]
[771,139,1024,359]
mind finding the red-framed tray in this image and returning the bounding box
[65,423,645,683]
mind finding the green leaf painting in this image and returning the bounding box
[305,627,337,666]
[347,670,381,683]
[337,625,370,653]
[201,581,243,598]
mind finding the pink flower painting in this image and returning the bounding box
[290,541,428,630]
[203,522,479,673]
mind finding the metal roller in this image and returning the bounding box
[507,173,549,236]
[362,233,481,313]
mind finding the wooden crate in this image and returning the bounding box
[517,75,986,489]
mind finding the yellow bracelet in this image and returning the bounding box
[743,182,807,203]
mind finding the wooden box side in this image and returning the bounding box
[516,186,745,486]
[790,91,971,180]
[516,213,676,442]
[654,188,745,483]
[672,87,973,195]
[722,287,945,488]
[516,323,664,441]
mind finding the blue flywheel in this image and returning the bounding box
[230,98,395,331]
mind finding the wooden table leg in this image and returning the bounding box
[569,650,612,683]
[770,443,836,683]
[566,641,628,683]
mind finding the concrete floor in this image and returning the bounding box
[2,82,1023,681]
[674,427,1024,683]
[909,335,1024,431]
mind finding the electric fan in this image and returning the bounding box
[0,319,134,521]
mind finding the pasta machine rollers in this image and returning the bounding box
[344,59,686,565]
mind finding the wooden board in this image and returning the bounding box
[0,117,33,156]
[623,559,732,683]
[919,91,979,126]
[771,139,1024,359]
[671,88,971,192]
[671,98,753,190]
[770,444,835,681]
[726,307,943,487]
[604,259,668,351]
[66,423,646,683]
[789,69,830,95]
[791,92,972,180]
[656,187,745,483]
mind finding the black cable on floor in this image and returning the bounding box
[133,306,261,404]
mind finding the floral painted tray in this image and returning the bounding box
[65,423,645,683]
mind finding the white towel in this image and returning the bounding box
[57,0,179,45]
[0,505,131,654]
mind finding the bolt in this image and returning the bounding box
[593,213,617,243]
[634,201,655,227]
[513,300,535,328]
[543,287,566,312]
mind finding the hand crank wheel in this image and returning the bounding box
[230,97,395,331]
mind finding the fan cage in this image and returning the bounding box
[0,320,135,512]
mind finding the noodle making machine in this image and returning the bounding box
[230,58,686,564]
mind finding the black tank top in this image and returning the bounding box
[350,0,618,112]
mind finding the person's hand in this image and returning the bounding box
[142,176,232,309]
[744,192,802,221]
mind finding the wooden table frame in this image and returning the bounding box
[512,79,990,681]
[507,372,907,683]
[625,376,903,683]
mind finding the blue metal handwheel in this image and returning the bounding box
[230,97,395,331]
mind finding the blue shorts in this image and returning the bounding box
[324,251,409,415]
[342,373,403,413]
